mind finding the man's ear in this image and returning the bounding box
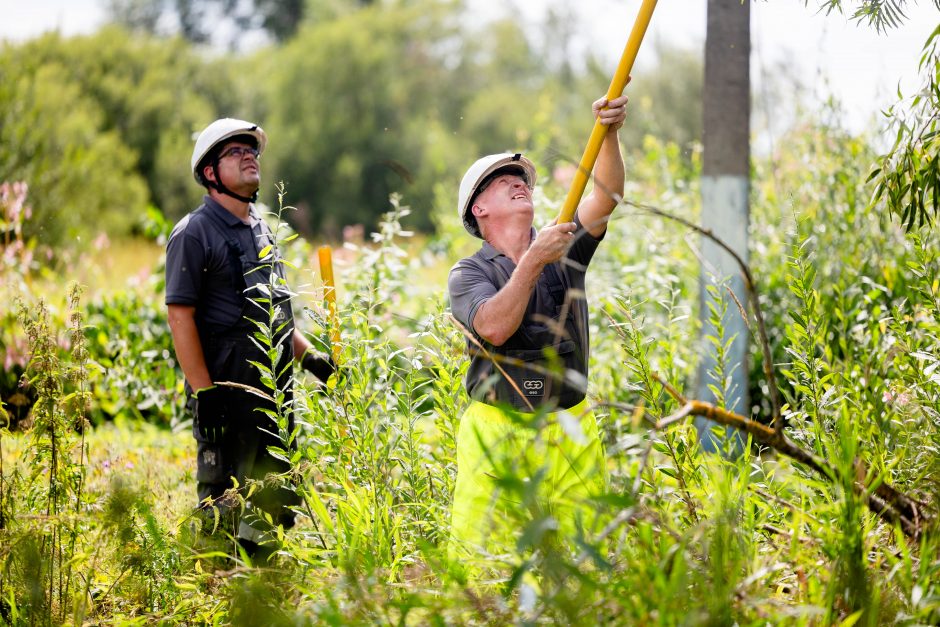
[203,164,217,184]
[471,203,486,218]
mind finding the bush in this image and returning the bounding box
[1,114,939,624]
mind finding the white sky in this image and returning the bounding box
[2,0,938,136]
[480,0,939,137]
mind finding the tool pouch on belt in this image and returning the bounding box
[493,339,584,411]
[467,259,588,412]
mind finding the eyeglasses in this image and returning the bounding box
[219,146,260,160]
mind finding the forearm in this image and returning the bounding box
[580,103,626,238]
[167,305,212,391]
[472,253,544,346]
[292,330,313,360]
[594,127,624,203]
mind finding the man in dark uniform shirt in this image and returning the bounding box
[447,94,629,562]
[165,118,334,561]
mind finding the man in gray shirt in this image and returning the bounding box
[447,94,628,561]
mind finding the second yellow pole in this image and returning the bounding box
[317,245,341,362]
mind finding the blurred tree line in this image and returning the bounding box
[0,0,703,250]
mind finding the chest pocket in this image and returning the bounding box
[489,257,577,347]
[200,207,294,336]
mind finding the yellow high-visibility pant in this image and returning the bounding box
[449,398,608,564]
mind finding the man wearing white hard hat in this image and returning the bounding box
[448,94,628,562]
[165,118,335,562]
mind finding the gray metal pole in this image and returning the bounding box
[696,0,750,454]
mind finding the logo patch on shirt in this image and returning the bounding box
[523,378,544,396]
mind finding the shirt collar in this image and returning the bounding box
[479,226,538,260]
[480,239,502,260]
[203,195,260,228]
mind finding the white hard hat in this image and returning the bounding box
[457,152,537,238]
[191,118,267,185]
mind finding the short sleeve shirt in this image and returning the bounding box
[448,214,605,407]
[165,196,279,335]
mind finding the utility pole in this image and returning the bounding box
[696,0,751,453]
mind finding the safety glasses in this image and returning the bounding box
[219,146,260,160]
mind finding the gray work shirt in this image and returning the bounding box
[165,195,279,336]
[448,214,604,410]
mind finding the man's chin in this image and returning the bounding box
[231,184,260,200]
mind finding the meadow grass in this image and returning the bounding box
[1,134,939,623]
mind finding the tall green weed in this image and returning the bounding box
[1,112,939,623]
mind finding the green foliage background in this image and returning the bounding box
[0,0,704,246]
[3,112,939,622]
[1,0,939,623]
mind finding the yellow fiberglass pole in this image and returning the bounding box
[556,0,658,224]
[317,245,341,362]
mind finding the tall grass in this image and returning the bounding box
[0,121,938,623]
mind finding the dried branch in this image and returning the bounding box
[650,373,932,538]
[760,523,820,547]
[555,161,782,429]
[656,402,695,429]
[619,196,784,433]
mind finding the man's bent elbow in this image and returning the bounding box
[597,178,624,204]
[472,319,511,347]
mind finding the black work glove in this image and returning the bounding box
[194,385,228,442]
[302,351,336,382]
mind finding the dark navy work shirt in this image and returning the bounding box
[165,196,278,336]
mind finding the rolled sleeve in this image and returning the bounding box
[448,260,497,335]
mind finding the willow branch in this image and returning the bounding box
[620,196,783,432]
[651,373,930,538]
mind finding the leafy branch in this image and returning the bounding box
[812,2,940,229]
[813,0,936,33]
[582,190,785,431]
[649,373,932,537]
[869,24,940,230]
